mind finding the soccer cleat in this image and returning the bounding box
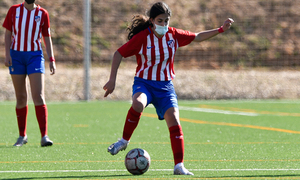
[41,135,53,147]
[13,135,28,147]
[174,163,194,175]
[108,138,128,155]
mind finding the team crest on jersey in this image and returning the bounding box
[167,40,174,48]
[35,16,41,22]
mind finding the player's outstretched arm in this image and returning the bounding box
[193,18,234,42]
[103,50,123,97]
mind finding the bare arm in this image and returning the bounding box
[4,29,12,67]
[43,36,56,75]
[193,18,234,42]
[193,29,220,42]
[103,50,123,97]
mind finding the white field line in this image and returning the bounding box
[179,100,300,104]
[178,106,259,116]
[2,169,300,173]
[147,104,258,116]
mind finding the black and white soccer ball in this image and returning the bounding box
[124,148,151,175]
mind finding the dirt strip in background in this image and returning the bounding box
[1,64,299,101]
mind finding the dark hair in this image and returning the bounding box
[127,2,172,40]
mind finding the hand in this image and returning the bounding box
[4,56,12,67]
[222,18,234,31]
[50,61,56,75]
[103,80,116,97]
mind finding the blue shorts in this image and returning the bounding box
[132,77,178,120]
[9,50,45,75]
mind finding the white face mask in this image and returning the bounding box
[154,24,169,35]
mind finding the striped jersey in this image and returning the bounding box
[118,26,195,81]
[2,3,51,52]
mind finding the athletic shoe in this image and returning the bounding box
[174,163,194,175]
[108,138,128,155]
[13,135,28,147]
[41,135,53,147]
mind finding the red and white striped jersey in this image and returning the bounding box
[2,3,51,52]
[118,26,195,81]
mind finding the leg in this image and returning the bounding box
[122,92,147,140]
[28,73,45,106]
[11,74,28,108]
[28,73,52,146]
[164,107,183,165]
[164,107,194,175]
[28,73,47,137]
[108,92,147,155]
[11,75,28,138]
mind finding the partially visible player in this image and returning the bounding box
[103,1,234,175]
[2,0,56,147]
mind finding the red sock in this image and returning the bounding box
[169,125,184,165]
[122,107,142,141]
[16,106,28,137]
[35,104,48,137]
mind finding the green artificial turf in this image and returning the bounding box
[1,100,300,179]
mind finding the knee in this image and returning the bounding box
[132,99,145,113]
[165,107,180,127]
[132,92,148,113]
[32,94,45,105]
[16,93,27,107]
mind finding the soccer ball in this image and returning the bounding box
[125,148,151,175]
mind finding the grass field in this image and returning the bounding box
[1,100,300,180]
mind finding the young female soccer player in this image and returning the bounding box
[103,2,234,175]
[3,0,56,147]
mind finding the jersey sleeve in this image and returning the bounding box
[41,9,51,37]
[174,28,196,47]
[2,7,14,31]
[118,32,144,58]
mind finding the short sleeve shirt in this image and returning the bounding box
[118,26,195,81]
[2,3,51,52]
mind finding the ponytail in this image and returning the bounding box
[127,2,172,40]
[127,15,151,40]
